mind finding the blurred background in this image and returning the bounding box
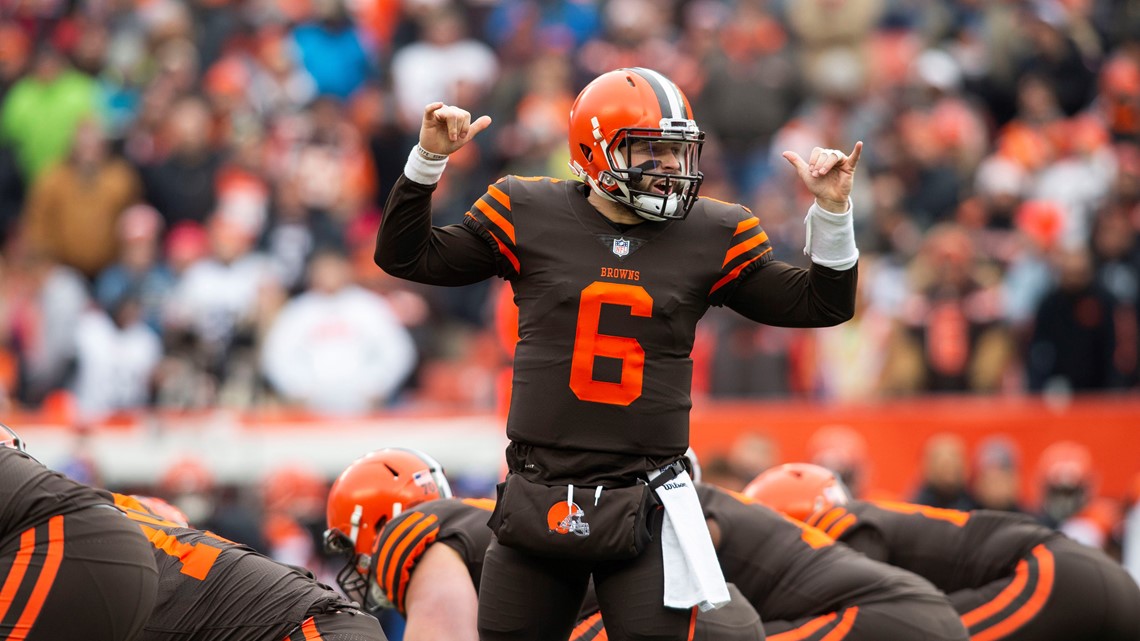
[1,0,1140,606]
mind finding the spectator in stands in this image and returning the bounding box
[807,424,870,499]
[3,247,89,407]
[161,213,282,409]
[970,435,1024,513]
[95,204,177,335]
[390,5,498,129]
[72,288,162,420]
[261,249,416,414]
[912,432,978,511]
[1027,247,1120,392]
[140,95,222,229]
[883,224,1013,394]
[21,117,142,280]
[291,0,375,101]
[1036,441,1095,532]
[0,44,98,182]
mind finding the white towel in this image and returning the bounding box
[648,467,730,612]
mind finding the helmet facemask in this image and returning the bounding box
[322,447,454,609]
[594,119,705,222]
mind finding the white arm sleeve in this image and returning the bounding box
[803,198,859,271]
[404,147,448,185]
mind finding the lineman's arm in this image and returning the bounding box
[402,543,479,641]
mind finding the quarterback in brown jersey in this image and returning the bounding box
[376,66,862,641]
[0,424,158,641]
[747,463,1140,641]
[111,492,387,641]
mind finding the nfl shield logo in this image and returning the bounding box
[612,238,630,257]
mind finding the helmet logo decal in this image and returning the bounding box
[612,237,630,258]
[547,501,591,537]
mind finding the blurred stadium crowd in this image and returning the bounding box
[0,0,1139,420]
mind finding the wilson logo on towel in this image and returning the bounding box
[547,501,591,536]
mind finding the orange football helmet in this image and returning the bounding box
[323,448,452,603]
[568,67,705,221]
[743,463,852,522]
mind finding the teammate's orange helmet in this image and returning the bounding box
[324,448,452,560]
[0,422,25,452]
[743,463,852,522]
[568,67,705,222]
[127,495,192,527]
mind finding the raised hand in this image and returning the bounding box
[781,142,864,213]
[419,102,493,157]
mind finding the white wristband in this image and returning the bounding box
[803,198,859,270]
[404,145,448,185]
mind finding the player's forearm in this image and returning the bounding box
[728,260,858,327]
[375,173,498,286]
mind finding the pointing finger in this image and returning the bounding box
[846,141,864,170]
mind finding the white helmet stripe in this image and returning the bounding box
[630,67,686,120]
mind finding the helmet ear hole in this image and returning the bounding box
[580,144,593,163]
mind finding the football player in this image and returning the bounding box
[325,450,966,641]
[746,463,1140,641]
[111,492,388,640]
[376,65,862,641]
[0,423,158,641]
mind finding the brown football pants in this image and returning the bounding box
[0,505,158,641]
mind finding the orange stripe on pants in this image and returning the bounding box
[820,607,858,641]
[0,527,37,623]
[768,612,839,641]
[961,558,1032,629]
[10,515,65,640]
[301,617,324,640]
[687,607,698,641]
[971,545,1055,641]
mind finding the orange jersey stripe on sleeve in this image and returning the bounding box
[466,212,521,273]
[734,217,760,236]
[709,248,772,296]
[825,514,858,540]
[487,184,512,212]
[722,231,769,268]
[393,526,441,612]
[474,197,516,244]
[382,514,440,600]
[810,507,848,532]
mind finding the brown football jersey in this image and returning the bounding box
[371,498,496,615]
[379,175,856,458]
[806,500,1058,593]
[696,484,945,622]
[1,448,113,543]
[113,494,344,641]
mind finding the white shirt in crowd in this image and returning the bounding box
[261,285,416,415]
[166,254,281,345]
[73,309,162,420]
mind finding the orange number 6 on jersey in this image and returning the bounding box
[570,282,653,405]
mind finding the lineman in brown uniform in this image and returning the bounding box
[573,484,967,641]
[329,461,963,641]
[111,493,387,641]
[0,426,158,641]
[377,66,862,640]
[747,463,1140,641]
[361,497,763,641]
